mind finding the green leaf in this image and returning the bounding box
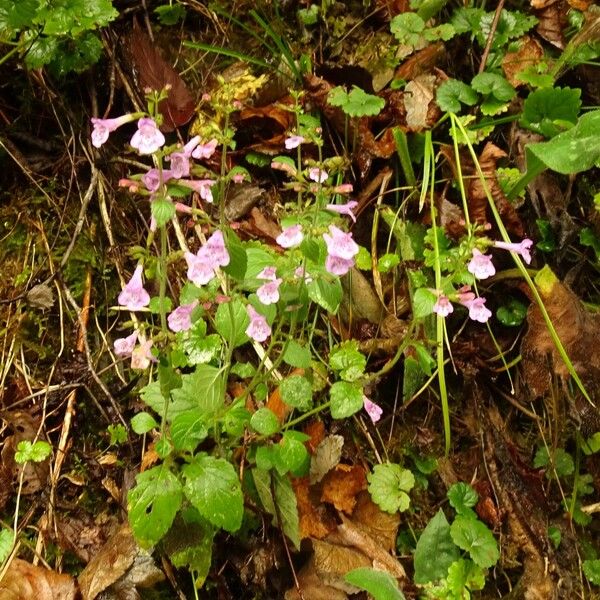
[154,3,186,25]
[24,35,59,69]
[496,298,527,327]
[378,253,401,273]
[183,454,243,532]
[230,362,255,379]
[184,331,222,365]
[128,464,183,548]
[583,559,600,585]
[282,340,312,368]
[330,381,364,419]
[0,0,38,34]
[534,447,574,478]
[170,410,209,452]
[222,400,251,438]
[436,79,479,113]
[151,198,176,227]
[222,231,247,281]
[450,515,499,568]
[344,567,406,600]
[250,408,280,436]
[0,528,12,564]
[14,440,51,464]
[525,110,600,175]
[148,295,173,314]
[280,375,313,411]
[390,12,425,46]
[580,227,600,261]
[329,340,366,382]
[521,87,581,138]
[252,469,300,549]
[446,559,485,594]
[215,298,250,348]
[275,432,310,475]
[158,358,182,398]
[471,73,515,102]
[414,509,460,584]
[447,482,479,514]
[308,277,343,312]
[412,287,437,319]
[367,463,415,514]
[131,412,159,434]
[327,85,385,118]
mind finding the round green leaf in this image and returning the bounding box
[250,408,281,436]
[329,381,364,419]
[280,375,313,411]
[131,412,159,434]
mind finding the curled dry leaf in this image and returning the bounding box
[0,558,78,600]
[403,74,439,132]
[293,477,337,540]
[310,434,344,484]
[534,1,567,49]
[320,464,367,514]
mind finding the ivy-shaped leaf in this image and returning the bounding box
[327,85,385,118]
[367,463,415,514]
[447,482,478,515]
[436,79,479,113]
[329,340,366,382]
[330,381,364,419]
[450,515,499,569]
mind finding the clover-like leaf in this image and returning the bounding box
[450,515,499,569]
[390,12,425,46]
[367,463,415,514]
[436,79,478,113]
[327,85,385,117]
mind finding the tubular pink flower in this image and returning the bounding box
[185,251,216,286]
[363,396,383,423]
[179,179,216,203]
[325,200,359,223]
[191,138,218,160]
[323,225,359,260]
[325,255,354,276]
[232,173,245,184]
[257,278,282,305]
[294,266,313,283]
[461,296,492,323]
[131,338,155,370]
[456,286,475,304]
[308,167,328,183]
[285,135,305,149]
[203,230,230,268]
[246,305,271,342]
[333,184,353,194]
[142,168,174,192]
[114,331,138,357]
[118,265,150,311]
[166,136,201,178]
[433,295,454,317]
[493,238,533,265]
[467,248,496,280]
[130,118,165,155]
[167,301,198,332]
[276,224,304,248]
[258,266,277,280]
[91,114,136,148]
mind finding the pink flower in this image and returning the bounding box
[294,266,313,283]
[323,224,359,260]
[257,278,282,305]
[493,238,533,265]
[167,136,200,178]
[276,224,304,248]
[285,135,305,149]
[232,173,245,184]
[333,184,353,194]
[130,118,165,154]
[203,230,230,267]
[179,179,216,203]
[433,295,454,317]
[325,255,354,276]
[258,266,277,280]
[131,338,155,370]
[363,396,383,423]
[467,248,496,280]
[308,167,328,183]
[185,251,216,286]
[91,114,135,148]
[325,200,359,223]
[191,138,218,160]
[246,305,271,342]
[118,265,150,311]
[167,301,198,332]
[142,168,174,192]
[461,296,492,323]
[114,331,138,357]
[271,160,297,176]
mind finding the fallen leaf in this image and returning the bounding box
[293,477,337,540]
[0,558,78,599]
[304,420,326,455]
[394,43,446,81]
[284,556,349,600]
[534,1,568,49]
[403,74,437,132]
[321,464,367,514]
[310,435,344,484]
[502,36,545,87]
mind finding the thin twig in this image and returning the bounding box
[478,0,505,74]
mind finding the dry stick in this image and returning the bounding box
[478,0,506,74]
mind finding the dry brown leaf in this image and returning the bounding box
[535,1,568,48]
[502,36,545,87]
[249,207,281,241]
[404,74,437,131]
[521,268,600,399]
[352,491,401,553]
[292,477,336,540]
[310,435,344,484]
[265,385,290,423]
[284,556,348,600]
[394,43,446,81]
[312,539,371,593]
[0,558,78,600]
[320,465,367,514]
[304,420,326,455]
[567,0,591,8]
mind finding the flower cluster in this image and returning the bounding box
[323,224,359,276]
[256,267,283,305]
[185,230,230,286]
